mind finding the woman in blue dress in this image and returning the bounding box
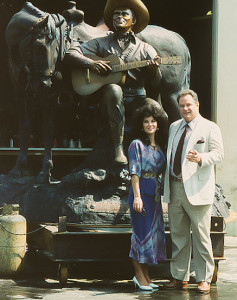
[128,103,167,290]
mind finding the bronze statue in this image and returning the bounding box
[5,0,190,183]
[65,0,166,165]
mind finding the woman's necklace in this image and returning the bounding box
[150,144,158,151]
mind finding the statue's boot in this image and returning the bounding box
[103,84,127,164]
[110,122,128,165]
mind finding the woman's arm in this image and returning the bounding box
[131,174,143,213]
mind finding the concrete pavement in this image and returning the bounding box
[0,236,237,299]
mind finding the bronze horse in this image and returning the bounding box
[5,2,191,183]
[5,2,68,183]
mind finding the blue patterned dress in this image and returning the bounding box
[128,139,167,264]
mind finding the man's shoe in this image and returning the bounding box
[165,278,188,290]
[197,281,210,294]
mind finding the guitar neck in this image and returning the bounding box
[111,56,181,73]
[112,60,151,73]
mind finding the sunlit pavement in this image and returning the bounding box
[0,236,236,300]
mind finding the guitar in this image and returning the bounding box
[72,53,182,96]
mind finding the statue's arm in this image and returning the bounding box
[144,44,162,86]
[64,39,111,73]
[64,37,101,68]
[64,46,94,69]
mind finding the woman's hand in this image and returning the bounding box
[133,196,143,213]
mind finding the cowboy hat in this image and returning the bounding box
[104,0,149,34]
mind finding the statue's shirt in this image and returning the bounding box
[68,31,157,89]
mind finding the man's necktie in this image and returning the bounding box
[173,124,189,176]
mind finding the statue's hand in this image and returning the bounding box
[90,60,112,75]
[147,55,161,71]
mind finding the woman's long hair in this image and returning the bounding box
[131,103,168,152]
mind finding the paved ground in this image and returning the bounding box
[0,236,237,300]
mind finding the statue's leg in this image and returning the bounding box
[8,91,32,176]
[101,84,127,165]
[36,92,57,184]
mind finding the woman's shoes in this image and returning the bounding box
[149,282,159,288]
[133,276,153,291]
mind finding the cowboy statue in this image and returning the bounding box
[65,0,166,165]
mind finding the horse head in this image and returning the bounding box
[17,13,66,93]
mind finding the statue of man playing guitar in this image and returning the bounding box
[65,0,166,165]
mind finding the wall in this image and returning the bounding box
[213,0,237,235]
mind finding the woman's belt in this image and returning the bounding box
[142,172,157,179]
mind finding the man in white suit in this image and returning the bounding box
[163,89,224,293]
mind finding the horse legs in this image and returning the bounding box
[36,93,57,184]
[8,93,32,176]
[160,84,182,124]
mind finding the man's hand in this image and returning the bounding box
[147,55,160,71]
[186,150,202,165]
[133,196,143,213]
[90,60,112,75]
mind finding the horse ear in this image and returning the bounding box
[55,19,65,28]
[33,15,49,30]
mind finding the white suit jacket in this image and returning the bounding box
[163,115,224,205]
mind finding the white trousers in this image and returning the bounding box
[168,180,214,283]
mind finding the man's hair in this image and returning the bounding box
[177,89,199,103]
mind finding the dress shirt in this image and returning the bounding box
[67,31,158,89]
[170,114,201,178]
